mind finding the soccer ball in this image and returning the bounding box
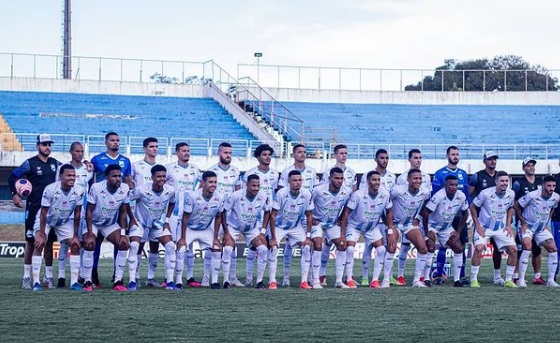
[430,269,448,285]
[15,179,32,197]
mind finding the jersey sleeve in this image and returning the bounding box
[128,187,141,201]
[385,195,393,210]
[8,160,31,195]
[305,192,314,212]
[278,170,288,188]
[517,192,532,209]
[346,192,360,211]
[272,192,283,211]
[122,159,132,177]
[472,190,486,208]
[431,172,442,195]
[425,193,441,212]
[460,195,469,211]
[41,186,52,207]
[183,192,193,213]
[468,173,477,187]
[223,194,235,212]
[87,186,97,205]
[263,196,272,212]
[76,188,85,207]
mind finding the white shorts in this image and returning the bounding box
[82,223,121,239]
[274,226,306,247]
[473,228,516,251]
[521,229,554,247]
[310,224,341,241]
[428,226,455,247]
[396,223,416,236]
[186,228,214,251]
[229,227,260,248]
[34,222,74,242]
[346,226,383,244]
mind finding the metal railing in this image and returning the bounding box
[237,63,560,92]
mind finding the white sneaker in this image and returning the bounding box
[412,280,428,288]
[517,280,527,288]
[312,283,323,289]
[201,275,210,287]
[381,279,390,288]
[547,280,560,287]
[22,277,32,290]
[282,277,290,287]
[42,276,55,289]
[334,281,350,289]
[493,277,505,286]
[231,278,245,287]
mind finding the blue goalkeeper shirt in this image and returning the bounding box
[431,166,470,204]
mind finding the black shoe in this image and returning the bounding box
[78,276,85,285]
[424,280,433,288]
[454,280,464,287]
[92,269,100,286]
[210,283,221,289]
[255,281,266,289]
[175,283,183,290]
[57,277,66,289]
[223,282,230,289]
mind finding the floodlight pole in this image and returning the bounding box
[62,0,72,79]
[254,52,263,84]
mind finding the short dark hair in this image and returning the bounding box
[247,174,260,183]
[143,137,158,148]
[408,149,421,159]
[104,164,122,176]
[202,170,217,181]
[288,170,302,178]
[445,174,458,182]
[330,167,344,176]
[543,175,556,184]
[105,132,119,140]
[254,144,274,158]
[151,164,166,176]
[446,146,459,155]
[366,170,380,180]
[375,149,388,158]
[69,141,83,152]
[495,170,509,179]
[175,142,189,152]
[219,142,232,148]
[333,144,347,153]
[407,168,422,177]
[59,164,75,175]
[292,144,305,153]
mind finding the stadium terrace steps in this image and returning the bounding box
[0,113,22,151]
[0,91,256,142]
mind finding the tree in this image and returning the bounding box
[150,73,179,84]
[405,55,559,91]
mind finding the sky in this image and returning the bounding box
[1,0,559,88]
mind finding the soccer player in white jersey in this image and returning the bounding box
[127,165,177,291]
[166,142,203,288]
[469,171,518,288]
[221,174,271,288]
[514,175,560,287]
[390,168,431,287]
[269,170,314,290]
[341,170,398,289]
[312,167,352,288]
[358,148,399,286]
[82,164,131,292]
[242,144,279,286]
[279,144,319,286]
[176,171,226,289]
[131,137,163,288]
[206,142,243,287]
[31,165,84,291]
[421,175,469,287]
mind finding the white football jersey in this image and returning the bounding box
[224,189,271,232]
[518,189,560,232]
[321,165,356,189]
[390,184,430,228]
[243,166,279,202]
[312,183,352,228]
[207,163,241,197]
[165,162,202,192]
[132,160,156,187]
[346,188,392,232]
[279,165,319,190]
[425,188,468,231]
[40,182,85,227]
[396,169,432,191]
[473,187,515,230]
[129,183,176,228]
[184,188,225,231]
[273,187,314,230]
[360,170,396,192]
[87,181,130,227]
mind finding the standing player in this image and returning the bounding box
[390,169,431,287]
[269,170,314,290]
[221,174,271,288]
[82,165,131,292]
[512,157,544,285]
[553,160,560,280]
[514,175,559,287]
[279,144,319,287]
[128,165,177,291]
[469,171,517,288]
[421,175,469,287]
[312,167,352,288]
[166,142,203,288]
[242,144,279,286]
[8,134,61,289]
[176,171,225,289]
[32,164,84,291]
[469,151,504,285]
[341,171,398,289]
[207,142,243,287]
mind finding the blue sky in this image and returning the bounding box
[1,0,559,86]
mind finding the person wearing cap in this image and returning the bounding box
[7,134,62,290]
[512,157,544,285]
[469,151,505,285]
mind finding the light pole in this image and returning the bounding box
[254,52,263,84]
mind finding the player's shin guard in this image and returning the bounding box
[362,243,373,280]
[164,241,176,283]
[312,250,322,285]
[453,252,463,282]
[32,255,42,285]
[383,253,395,282]
[70,255,80,286]
[246,249,256,282]
[335,250,346,283]
[115,250,127,283]
[423,252,434,281]
[398,244,411,277]
[300,245,311,283]
[518,250,531,282]
[147,252,159,280]
[505,264,515,282]
[175,247,186,284]
[203,251,212,280]
[136,253,142,281]
[128,241,140,283]
[470,265,480,282]
[82,250,94,281]
[211,251,221,285]
[436,247,447,276]
[221,246,234,284]
[283,243,293,281]
[185,248,195,280]
[320,243,330,277]
[372,246,386,281]
[345,246,355,280]
[548,251,558,283]
[268,247,278,283]
[229,248,237,281]
[413,253,427,283]
[58,240,69,279]
[256,245,268,283]
[461,251,466,278]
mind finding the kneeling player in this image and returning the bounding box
[32,164,84,291]
[514,175,560,287]
[221,174,271,288]
[421,175,469,287]
[128,165,177,290]
[82,165,131,292]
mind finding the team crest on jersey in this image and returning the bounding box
[119,161,125,168]
[50,164,56,172]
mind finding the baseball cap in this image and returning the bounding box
[522,157,537,167]
[483,151,499,160]
[36,133,54,144]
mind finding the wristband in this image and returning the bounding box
[165,217,170,224]
[306,232,311,238]
[387,229,394,234]
[260,228,267,234]
[120,229,126,235]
